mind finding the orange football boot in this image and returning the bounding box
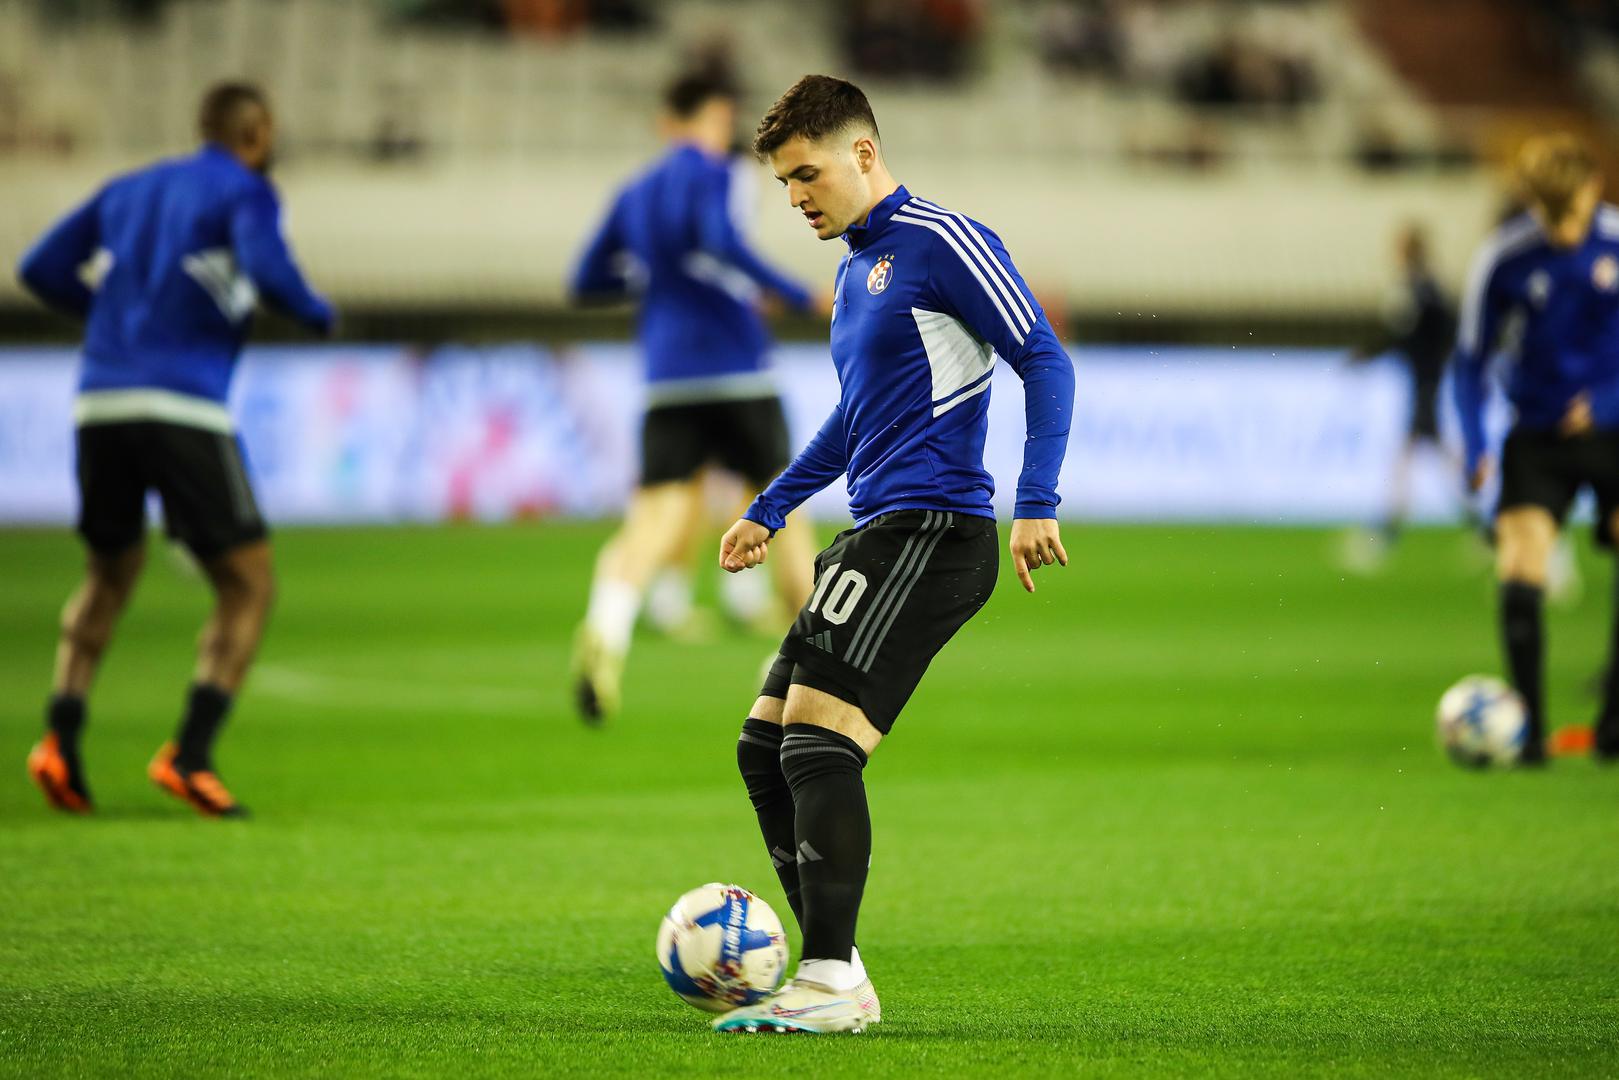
[148,742,247,818]
[27,733,92,813]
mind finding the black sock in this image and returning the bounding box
[46,693,86,745]
[44,694,89,797]
[780,724,870,965]
[1500,582,1545,747]
[175,683,232,772]
[736,718,803,927]
[1600,572,1619,741]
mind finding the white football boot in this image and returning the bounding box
[569,624,622,725]
[711,977,881,1034]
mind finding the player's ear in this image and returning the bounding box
[853,135,876,174]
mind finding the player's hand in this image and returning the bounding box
[1560,392,1593,437]
[1468,455,1494,494]
[720,518,772,573]
[813,288,837,320]
[1009,518,1068,594]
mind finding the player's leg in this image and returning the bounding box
[1493,430,1577,764]
[735,683,799,921]
[642,469,710,637]
[1384,436,1417,544]
[1588,449,1619,760]
[575,480,701,719]
[30,545,147,812]
[29,422,151,813]
[573,401,710,721]
[718,512,998,1034]
[778,683,881,988]
[1496,506,1558,763]
[145,426,270,816]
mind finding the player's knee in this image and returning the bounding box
[777,724,869,796]
[736,719,788,809]
[87,548,145,602]
[1496,512,1556,584]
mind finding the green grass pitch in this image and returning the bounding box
[2,523,1617,1077]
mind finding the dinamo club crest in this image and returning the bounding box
[1593,254,1619,293]
[867,257,894,295]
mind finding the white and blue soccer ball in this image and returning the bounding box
[1436,675,1528,768]
[656,883,788,1013]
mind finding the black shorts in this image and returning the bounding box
[759,509,999,733]
[76,421,268,562]
[639,396,790,488]
[1497,427,1619,547]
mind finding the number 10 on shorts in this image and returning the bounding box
[807,563,868,626]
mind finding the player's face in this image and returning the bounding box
[769,134,870,241]
[1536,178,1602,250]
[242,106,276,174]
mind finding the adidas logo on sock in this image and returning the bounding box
[795,840,824,865]
[804,630,834,653]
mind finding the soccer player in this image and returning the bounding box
[1350,224,1460,549]
[18,82,335,816]
[1453,133,1619,764]
[569,71,821,723]
[712,75,1075,1033]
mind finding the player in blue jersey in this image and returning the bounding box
[1453,134,1619,765]
[568,71,821,724]
[18,83,335,816]
[711,76,1075,1033]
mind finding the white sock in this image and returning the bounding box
[796,949,866,992]
[643,569,693,632]
[585,579,639,654]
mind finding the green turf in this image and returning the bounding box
[2,523,1617,1078]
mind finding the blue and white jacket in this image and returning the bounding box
[745,186,1075,530]
[17,143,334,432]
[1453,205,1619,471]
[571,142,813,405]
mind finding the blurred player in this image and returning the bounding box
[1347,223,1460,562]
[1453,133,1619,764]
[568,71,820,723]
[713,75,1076,1033]
[18,82,335,816]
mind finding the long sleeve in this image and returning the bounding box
[17,192,101,320]
[743,404,848,532]
[231,184,335,333]
[696,166,812,311]
[923,217,1075,518]
[1452,239,1505,473]
[570,191,633,301]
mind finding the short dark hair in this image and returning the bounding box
[663,70,736,120]
[753,75,879,158]
[198,81,269,145]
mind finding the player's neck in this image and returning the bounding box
[853,174,901,230]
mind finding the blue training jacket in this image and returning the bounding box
[17,143,334,425]
[570,142,812,404]
[744,186,1075,530]
[1453,205,1619,471]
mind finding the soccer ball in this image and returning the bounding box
[1436,675,1528,767]
[655,883,788,1012]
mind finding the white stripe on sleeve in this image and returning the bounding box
[892,213,1027,347]
[909,198,1038,326]
[902,201,1032,334]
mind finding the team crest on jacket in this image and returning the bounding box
[867,257,894,295]
[1594,254,1619,293]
